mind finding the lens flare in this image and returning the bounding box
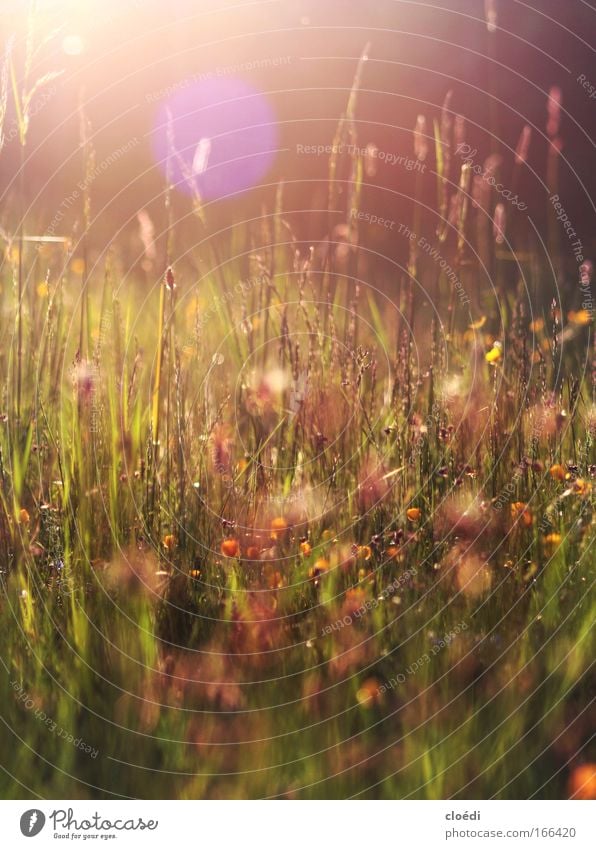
[151,77,278,200]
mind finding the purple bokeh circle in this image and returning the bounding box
[151,77,279,200]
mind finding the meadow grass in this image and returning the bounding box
[0,40,593,800]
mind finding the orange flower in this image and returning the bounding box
[568,763,596,799]
[245,545,260,560]
[299,540,312,557]
[511,502,532,527]
[406,507,421,522]
[543,532,562,549]
[18,508,30,525]
[549,464,566,481]
[270,516,288,539]
[357,545,372,561]
[163,534,176,550]
[572,478,591,496]
[309,558,329,585]
[221,538,240,558]
[568,309,592,326]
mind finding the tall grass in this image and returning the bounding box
[0,41,593,800]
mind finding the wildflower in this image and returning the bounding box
[568,764,596,800]
[549,464,566,481]
[36,281,49,298]
[310,558,329,585]
[299,540,312,557]
[568,309,592,326]
[511,502,533,527]
[70,257,85,275]
[163,534,176,550]
[270,516,288,539]
[485,341,502,363]
[221,538,240,558]
[357,545,372,560]
[245,545,260,560]
[572,478,591,496]
[190,569,201,578]
[469,316,486,330]
[529,318,544,332]
[18,508,30,525]
[356,677,381,707]
[544,532,562,549]
[406,507,421,522]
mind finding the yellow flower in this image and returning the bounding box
[406,507,421,522]
[36,281,49,298]
[468,316,486,330]
[544,532,562,549]
[485,342,502,363]
[357,545,372,561]
[299,540,312,557]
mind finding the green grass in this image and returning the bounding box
[0,39,593,799]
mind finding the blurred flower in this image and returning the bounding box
[544,532,562,550]
[485,341,502,363]
[163,534,176,551]
[406,507,421,523]
[450,545,492,598]
[568,764,596,800]
[549,464,566,481]
[310,558,329,585]
[18,508,30,525]
[70,257,85,275]
[36,281,49,298]
[221,538,240,558]
[511,502,533,527]
[270,516,288,539]
[299,540,312,557]
[571,478,591,496]
[356,677,381,707]
[568,309,592,326]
